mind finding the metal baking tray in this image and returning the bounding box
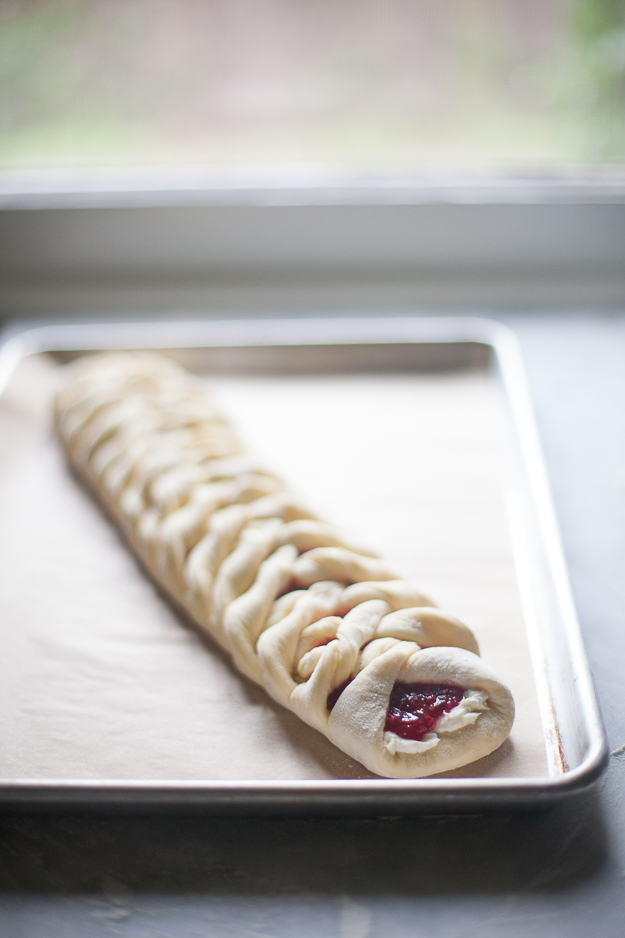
[0,316,607,813]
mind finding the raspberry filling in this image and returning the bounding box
[327,677,353,711]
[384,682,465,741]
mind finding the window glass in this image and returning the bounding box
[0,0,623,173]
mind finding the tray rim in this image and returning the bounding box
[0,315,609,811]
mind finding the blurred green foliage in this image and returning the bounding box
[566,0,625,159]
[0,0,622,170]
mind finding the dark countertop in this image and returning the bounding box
[1,310,624,938]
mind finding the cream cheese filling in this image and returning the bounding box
[383,689,489,755]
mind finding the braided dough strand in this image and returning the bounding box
[54,351,514,778]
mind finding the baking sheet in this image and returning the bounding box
[0,349,548,782]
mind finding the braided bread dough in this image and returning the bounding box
[54,351,514,778]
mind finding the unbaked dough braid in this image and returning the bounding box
[54,351,514,778]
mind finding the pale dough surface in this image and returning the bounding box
[0,352,548,780]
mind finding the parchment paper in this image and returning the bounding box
[0,351,548,781]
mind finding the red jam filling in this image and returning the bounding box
[327,677,353,711]
[384,682,464,741]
